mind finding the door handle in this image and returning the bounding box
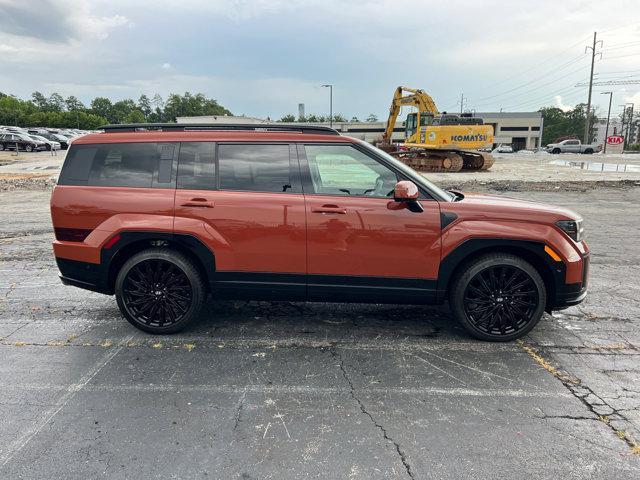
[311,204,346,214]
[181,197,214,208]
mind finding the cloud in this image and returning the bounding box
[0,0,131,43]
[161,63,172,70]
[555,95,573,112]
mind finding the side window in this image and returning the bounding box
[177,142,216,190]
[88,143,157,187]
[58,142,178,188]
[304,144,398,197]
[219,144,292,193]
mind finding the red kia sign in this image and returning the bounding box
[606,135,624,145]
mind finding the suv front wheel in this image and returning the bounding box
[115,248,205,334]
[450,253,546,341]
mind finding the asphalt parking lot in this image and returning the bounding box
[0,182,639,478]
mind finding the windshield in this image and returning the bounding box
[358,141,455,201]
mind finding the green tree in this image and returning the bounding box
[366,113,378,122]
[350,116,360,122]
[539,103,598,145]
[137,94,152,119]
[162,92,231,122]
[125,109,146,123]
[65,96,85,111]
[279,114,296,122]
[31,91,48,110]
[91,97,113,121]
[47,93,65,112]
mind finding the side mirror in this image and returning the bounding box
[390,181,424,213]
[393,180,420,201]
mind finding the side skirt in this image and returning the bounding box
[212,272,438,304]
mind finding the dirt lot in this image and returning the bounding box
[0,177,639,478]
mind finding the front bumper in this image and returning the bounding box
[552,252,589,309]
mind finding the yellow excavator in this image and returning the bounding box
[380,86,495,172]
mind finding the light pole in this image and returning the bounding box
[321,84,333,128]
[601,91,613,153]
[625,103,634,149]
[618,104,627,138]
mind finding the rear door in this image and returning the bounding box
[300,143,442,303]
[173,142,306,299]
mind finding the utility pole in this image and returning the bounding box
[584,32,603,143]
[459,93,464,114]
[321,84,333,128]
[600,91,613,153]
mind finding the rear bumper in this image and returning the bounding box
[56,257,112,295]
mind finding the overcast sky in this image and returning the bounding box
[1,0,639,120]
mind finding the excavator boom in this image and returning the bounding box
[383,86,439,144]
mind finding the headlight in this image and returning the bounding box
[556,219,584,242]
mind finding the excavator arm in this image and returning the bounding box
[382,86,440,144]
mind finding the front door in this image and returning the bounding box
[300,143,442,303]
[173,142,306,299]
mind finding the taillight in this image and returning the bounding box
[54,228,92,242]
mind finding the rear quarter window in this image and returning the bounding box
[58,142,177,188]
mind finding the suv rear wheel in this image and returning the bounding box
[115,248,205,334]
[450,253,546,341]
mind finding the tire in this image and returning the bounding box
[449,253,546,341]
[551,148,561,154]
[583,149,593,154]
[115,248,206,334]
[25,144,33,152]
[0,144,4,151]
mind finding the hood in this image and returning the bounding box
[449,192,581,223]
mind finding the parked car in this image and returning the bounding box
[0,133,42,152]
[50,124,589,341]
[38,132,70,149]
[492,144,513,154]
[545,139,597,154]
[29,134,60,151]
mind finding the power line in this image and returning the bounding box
[477,64,590,109]
[475,35,591,90]
[472,54,586,103]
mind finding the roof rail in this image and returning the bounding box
[99,123,341,136]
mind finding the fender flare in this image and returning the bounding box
[436,238,565,303]
[101,231,216,293]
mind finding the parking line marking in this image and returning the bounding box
[0,334,135,468]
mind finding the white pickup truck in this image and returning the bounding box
[545,139,598,154]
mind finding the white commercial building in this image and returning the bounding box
[178,111,544,150]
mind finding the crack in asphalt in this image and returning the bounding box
[518,340,640,455]
[331,347,415,479]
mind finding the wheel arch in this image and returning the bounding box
[437,239,563,309]
[103,232,216,294]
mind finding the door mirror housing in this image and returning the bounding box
[391,181,423,213]
[394,180,420,201]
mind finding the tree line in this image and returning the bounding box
[0,92,231,130]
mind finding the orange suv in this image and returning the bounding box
[50,124,589,341]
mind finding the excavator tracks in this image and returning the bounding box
[459,150,495,170]
[389,148,495,173]
[390,150,464,173]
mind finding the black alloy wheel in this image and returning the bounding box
[450,253,546,341]
[115,248,205,333]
